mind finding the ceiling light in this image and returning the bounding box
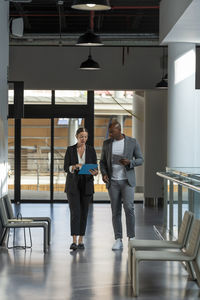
[71,0,111,11]
[80,50,100,70]
[76,30,103,46]
[155,77,168,89]
[11,18,24,37]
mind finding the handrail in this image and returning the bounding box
[157,172,200,193]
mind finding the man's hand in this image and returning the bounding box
[119,158,130,166]
[102,175,109,183]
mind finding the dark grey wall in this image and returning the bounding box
[9,46,163,90]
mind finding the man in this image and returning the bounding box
[100,121,144,250]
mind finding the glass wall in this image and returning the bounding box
[53,118,85,200]
[94,90,133,197]
[24,90,51,104]
[53,118,67,200]
[55,90,87,105]
[21,119,51,200]
[8,89,135,202]
[8,119,14,199]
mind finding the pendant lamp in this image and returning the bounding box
[155,78,168,89]
[80,48,100,70]
[71,0,111,11]
[155,47,168,89]
[76,30,103,46]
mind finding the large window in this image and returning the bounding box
[9,88,134,202]
[24,90,52,105]
[53,118,85,200]
[55,90,87,105]
[93,90,133,194]
[20,119,51,200]
[8,119,14,199]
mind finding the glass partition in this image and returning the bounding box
[157,167,200,238]
[21,119,51,200]
[94,90,133,200]
[53,118,85,200]
[8,119,15,199]
[8,89,14,104]
[55,90,87,105]
[24,90,52,104]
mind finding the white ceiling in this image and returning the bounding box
[162,0,200,44]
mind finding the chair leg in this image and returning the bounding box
[185,261,196,280]
[43,226,48,253]
[6,228,11,249]
[128,244,132,281]
[47,221,51,245]
[192,260,200,287]
[132,249,139,297]
[1,228,8,245]
[7,227,32,249]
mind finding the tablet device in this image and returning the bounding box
[78,164,98,175]
[112,154,125,165]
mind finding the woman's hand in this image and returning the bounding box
[72,164,82,171]
[89,169,98,176]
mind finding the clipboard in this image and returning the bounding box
[78,164,98,175]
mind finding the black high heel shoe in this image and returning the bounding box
[78,243,85,250]
[70,243,78,251]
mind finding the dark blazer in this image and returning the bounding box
[100,135,143,188]
[64,144,97,195]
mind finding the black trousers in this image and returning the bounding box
[67,175,92,236]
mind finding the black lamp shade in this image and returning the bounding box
[163,73,168,81]
[155,78,168,89]
[80,55,100,70]
[76,30,103,46]
[71,0,111,11]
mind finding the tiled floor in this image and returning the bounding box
[8,190,144,202]
[0,203,199,300]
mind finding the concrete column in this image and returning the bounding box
[117,115,124,133]
[0,1,9,197]
[144,90,167,206]
[167,43,200,167]
[132,92,144,192]
[68,118,78,146]
[114,91,124,132]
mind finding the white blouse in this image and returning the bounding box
[69,150,86,173]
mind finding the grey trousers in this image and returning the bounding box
[108,180,135,239]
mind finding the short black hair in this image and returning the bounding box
[76,127,88,136]
[108,120,121,130]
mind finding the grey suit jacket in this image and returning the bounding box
[100,135,143,188]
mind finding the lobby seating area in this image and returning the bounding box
[0,202,200,300]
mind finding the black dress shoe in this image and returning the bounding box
[70,243,77,251]
[78,243,85,250]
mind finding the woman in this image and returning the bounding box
[64,127,98,250]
